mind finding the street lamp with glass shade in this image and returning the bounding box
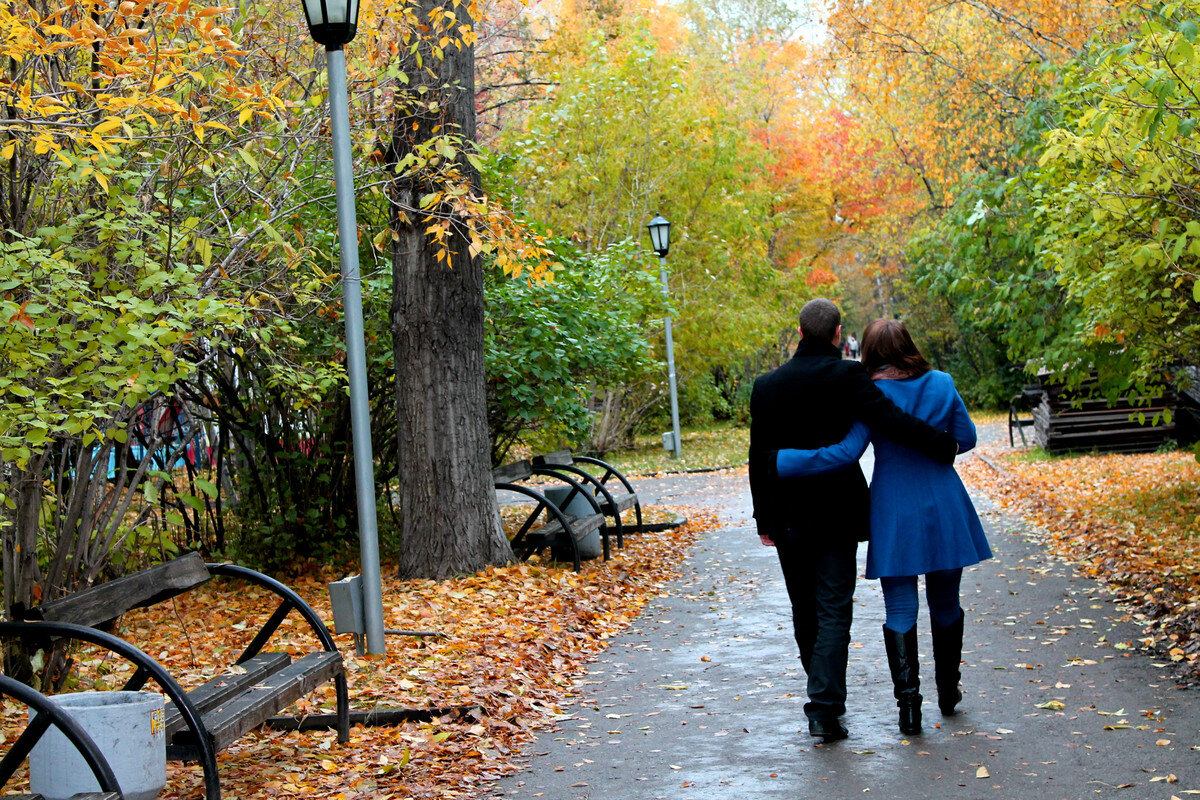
[301,0,386,654]
[647,213,671,257]
[301,0,359,49]
[647,213,681,458]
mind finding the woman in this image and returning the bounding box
[774,318,991,736]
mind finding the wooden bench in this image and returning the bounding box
[494,452,641,571]
[531,451,642,544]
[0,553,349,800]
[0,675,121,799]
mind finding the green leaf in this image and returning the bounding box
[237,148,260,171]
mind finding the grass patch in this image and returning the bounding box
[1009,446,1058,463]
[602,424,749,476]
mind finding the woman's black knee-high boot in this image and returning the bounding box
[931,610,964,715]
[882,625,922,735]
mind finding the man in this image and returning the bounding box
[748,298,957,742]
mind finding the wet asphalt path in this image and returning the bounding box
[492,434,1200,799]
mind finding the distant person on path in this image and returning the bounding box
[747,299,959,742]
[848,333,860,360]
[773,318,992,736]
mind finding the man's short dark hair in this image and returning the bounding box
[799,298,841,342]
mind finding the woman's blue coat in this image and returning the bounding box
[776,370,991,578]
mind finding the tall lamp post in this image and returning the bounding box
[647,214,681,459]
[301,0,386,654]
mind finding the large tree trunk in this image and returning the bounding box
[389,0,512,579]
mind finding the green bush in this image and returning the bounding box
[485,238,663,464]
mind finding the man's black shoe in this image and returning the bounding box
[808,717,848,742]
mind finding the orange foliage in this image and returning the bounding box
[962,445,1200,674]
[0,511,711,799]
[806,267,839,288]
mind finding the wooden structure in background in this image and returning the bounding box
[1015,372,1178,454]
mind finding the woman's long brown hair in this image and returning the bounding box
[861,318,932,377]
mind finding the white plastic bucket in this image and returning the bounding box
[30,690,166,800]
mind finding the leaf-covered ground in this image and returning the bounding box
[2,511,710,799]
[960,439,1200,675]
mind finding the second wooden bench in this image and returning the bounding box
[494,451,642,571]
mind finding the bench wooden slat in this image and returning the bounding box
[163,652,292,740]
[493,459,534,483]
[598,492,636,514]
[537,512,604,539]
[516,512,605,544]
[512,512,606,560]
[33,552,211,629]
[1050,410,1173,420]
[531,451,572,467]
[178,651,344,753]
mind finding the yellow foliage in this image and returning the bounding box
[827,0,1128,204]
[0,0,556,291]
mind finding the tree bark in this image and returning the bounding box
[3,454,47,619]
[389,0,512,578]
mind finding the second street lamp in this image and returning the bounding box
[647,214,682,459]
[301,0,385,655]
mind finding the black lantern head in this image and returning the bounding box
[647,213,671,257]
[302,0,359,49]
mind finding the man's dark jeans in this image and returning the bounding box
[775,539,857,720]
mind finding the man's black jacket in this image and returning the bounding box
[748,338,958,547]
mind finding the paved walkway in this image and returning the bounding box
[492,433,1200,799]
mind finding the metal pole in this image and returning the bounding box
[659,254,682,458]
[326,47,386,654]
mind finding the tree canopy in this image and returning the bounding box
[8,0,1200,593]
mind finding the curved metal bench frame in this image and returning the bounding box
[0,674,124,798]
[496,481,605,571]
[0,562,349,800]
[1008,390,1042,447]
[563,455,644,536]
[530,464,623,555]
[0,620,212,798]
